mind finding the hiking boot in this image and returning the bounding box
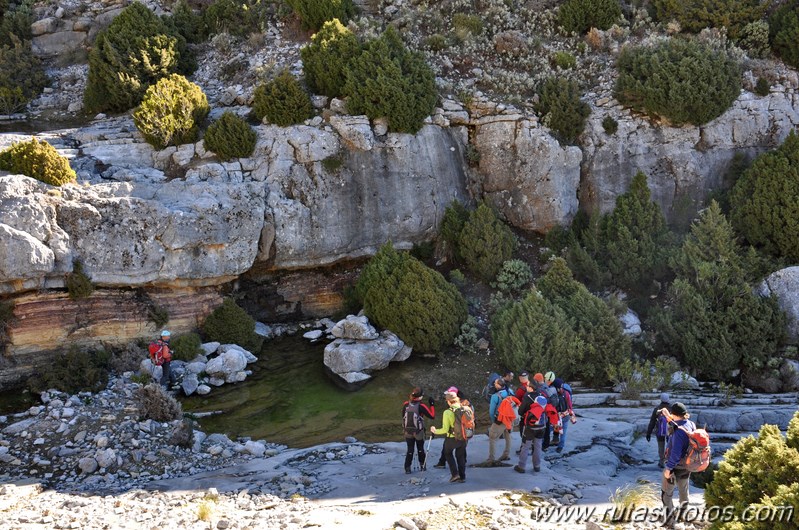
[449,475,461,482]
[456,477,466,483]
[513,465,525,474]
[499,455,510,461]
[420,464,427,471]
[556,447,563,453]
[433,463,446,469]
[534,467,541,472]
[405,467,411,474]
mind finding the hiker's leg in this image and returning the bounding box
[404,437,415,471]
[435,443,446,467]
[657,437,666,467]
[557,419,568,450]
[160,361,171,387]
[501,428,511,459]
[487,423,502,462]
[661,472,677,523]
[532,435,543,470]
[443,438,457,477]
[415,436,426,470]
[675,469,691,505]
[517,437,531,470]
[455,440,467,480]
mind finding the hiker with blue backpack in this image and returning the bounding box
[514,380,562,473]
[646,392,671,468]
[552,378,576,453]
[401,387,435,473]
[483,377,514,465]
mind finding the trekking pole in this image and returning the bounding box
[421,434,433,470]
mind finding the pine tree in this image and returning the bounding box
[458,202,517,282]
[301,19,360,98]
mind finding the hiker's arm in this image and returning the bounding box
[488,394,499,421]
[420,403,435,420]
[664,429,685,471]
[646,406,658,437]
[431,409,453,435]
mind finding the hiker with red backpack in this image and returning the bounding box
[661,402,711,528]
[514,380,561,473]
[430,389,472,483]
[402,387,436,473]
[148,330,173,388]
[646,392,671,468]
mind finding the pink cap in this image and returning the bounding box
[446,386,459,394]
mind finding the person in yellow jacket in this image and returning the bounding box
[430,390,467,483]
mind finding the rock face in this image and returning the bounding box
[581,91,799,223]
[473,116,582,233]
[758,266,799,344]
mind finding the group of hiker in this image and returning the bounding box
[400,369,576,484]
[402,373,710,528]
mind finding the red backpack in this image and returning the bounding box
[148,341,171,366]
[670,425,712,472]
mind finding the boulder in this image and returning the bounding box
[329,115,375,151]
[139,359,162,382]
[330,315,379,340]
[181,373,200,396]
[758,267,799,344]
[196,384,211,395]
[31,31,86,57]
[743,368,782,393]
[78,457,98,474]
[205,349,248,378]
[323,330,408,385]
[95,448,116,469]
[619,309,642,336]
[218,344,257,363]
[780,359,799,391]
[243,440,266,457]
[670,371,700,390]
[201,342,221,356]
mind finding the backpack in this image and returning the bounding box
[667,424,712,472]
[497,395,520,428]
[656,412,669,438]
[556,391,569,413]
[523,404,547,432]
[452,406,475,441]
[403,401,424,436]
[482,372,502,402]
[148,341,170,366]
[538,384,558,409]
[562,383,573,406]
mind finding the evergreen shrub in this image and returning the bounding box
[458,203,517,282]
[0,37,47,114]
[358,242,467,353]
[614,38,741,126]
[770,0,799,69]
[300,19,360,97]
[537,258,630,383]
[133,74,209,149]
[344,27,437,134]
[252,70,314,126]
[730,130,799,262]
[204,111,257,161]
[551,50,576,69]
[650,0,765,40]
[66,261,94,299]
[169,332,204,362]
[0,137,76,186]
[558,0,622,34]
[163,0,206,44]
[602,115,618,134]
[136,383,183,421]
[738,19,771,58]
[204,0,266,37]
[754,77,770,96]
[536,77,590,145]
[201,298,263,353]
[492,288,583,375]
[30,346,109,394]
[493,259,533,293]
[439,200,470,261]
[704,413,799,530]
[84,3,184,113]
[0,0,32,46]
[287,0,355,31]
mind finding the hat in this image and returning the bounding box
[443,391,458,400]
[534,395,548,408]
[553,378,564,389]
[411,387,424,398]
[446,386,459,394]
[544,371,556,385]
[519,372,529,381]
[533,373,544,383]
[660,392,670,403]
[160,330,171,337]
[670,402,688,416]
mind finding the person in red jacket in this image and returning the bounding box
[514,381,561,473]
[401,387,435,473]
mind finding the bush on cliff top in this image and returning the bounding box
[614,38,741,126]
[0,137,76,186]
[558,0,622,34]
[770,0,799,69]
[287,0,355,31]
[133,74,209,149]
[252,70,314,126]
[535,76,590,145]
[300,18,360,98]
[651,0,765,40]
[203,111,257,161]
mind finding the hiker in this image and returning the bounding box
[483,370,514,403]
[514,372,530,445]
[148,330,173,388]
[484,377,514,464]
[552,378,575,453]
[433,387,471,469]
[430,389,468,483]
[646,392,671,468]
[532,372,559,449]
[661,402,696,527]
[402,387,435,473]
[514,381,561,473]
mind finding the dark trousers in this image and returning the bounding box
[443,437,467,479]
[404,436,426,470]
[160,361,171,388]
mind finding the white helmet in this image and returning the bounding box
[160,330,171,337]
[544,371,556,385]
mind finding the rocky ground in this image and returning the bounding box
[1,369,796,529]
